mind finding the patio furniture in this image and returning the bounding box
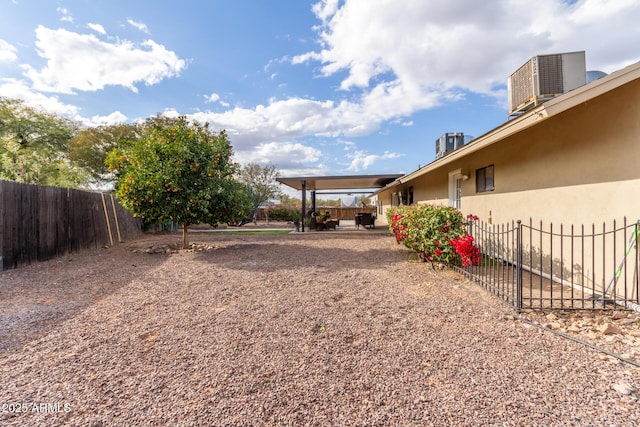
[355,213,375,229]
[324,220,338,230]
[311,217,339,231]
[310,216,323,230]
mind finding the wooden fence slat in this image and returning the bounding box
[0,180,142,270]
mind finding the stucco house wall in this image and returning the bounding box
[377,61,640,228]
[375,62,640,300]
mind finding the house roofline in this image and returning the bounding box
[373,59,640,197]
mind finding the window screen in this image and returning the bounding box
[476,165,494,193]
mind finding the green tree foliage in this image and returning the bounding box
[264,206,300,222]
[237,162,283,220]
[69,123,139,186]
[106,115,251,248]
[0,97,89,187]
[278,194,301,209]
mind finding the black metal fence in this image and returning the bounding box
[451,218,640,312]
[0,180,142,271]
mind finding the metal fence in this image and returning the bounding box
[451,218,640,312]
[0,180,142,271]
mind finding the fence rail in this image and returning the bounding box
[451,218,640,312]
[255,206,377,221]
[0,180,142,271]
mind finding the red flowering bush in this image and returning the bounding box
[387,205,481,267]
[450,234,481,267]
[389,209,411,243]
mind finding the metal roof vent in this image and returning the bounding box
[508,51,586,117]
[435,132,465,159]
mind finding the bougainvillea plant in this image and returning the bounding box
[450,234,481,267]
[389,208,411,243]
[387,205,482,267]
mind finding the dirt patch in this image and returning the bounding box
[0,231,638,426]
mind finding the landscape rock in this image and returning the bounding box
[612,381,634,396]
[601,323,622,335]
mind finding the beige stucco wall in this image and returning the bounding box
[464,181,639,227]
[378,75,640,227]
[464,76,640,226]
[376,74,640,299]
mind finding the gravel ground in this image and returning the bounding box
[1,227,639,426]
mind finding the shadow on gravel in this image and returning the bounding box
[0,243,169,354]
[190,233,407,272]
[0,232,404,354]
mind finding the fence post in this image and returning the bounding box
[516,220,522,313]
[468,218,474,280]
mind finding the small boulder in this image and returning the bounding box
[600,323,622,335]
[612,382,634,396]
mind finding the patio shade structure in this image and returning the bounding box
[277,174,402,232]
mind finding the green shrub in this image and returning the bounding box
[267,207,300,222]
[388,204,470,265]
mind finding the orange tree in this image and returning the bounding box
[106,115,252,248]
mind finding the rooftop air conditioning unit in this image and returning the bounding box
[507,51,586,117]
[435,132,465,159]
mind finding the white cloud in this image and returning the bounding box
[311,0,340,25]
[87,23,106,35]
[23,26,186,94]
[85,111,128,126]
[57,7,73,22]
[0,39,17,62]
[0,77,127,126]
[0,77,79,116]
[345,150,403,172]
[161,108,181,118]
[127,18,150,34]
[295,0,640,113]
[233,141,322,168]
[189,96,386,153]
[204,92,220,103]
[340,140,356,151]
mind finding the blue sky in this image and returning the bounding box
[1,0,639,184]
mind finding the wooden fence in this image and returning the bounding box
[0,180,142,271]
[311,206,377,220]
[255,206,377,221]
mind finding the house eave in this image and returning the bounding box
[373,60,640,195]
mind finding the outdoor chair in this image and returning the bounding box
[324,220,337,230]
[355,213,375,229]
[310,216,323,231]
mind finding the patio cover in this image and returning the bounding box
[277,174,402,232]
[277,174,402,191]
